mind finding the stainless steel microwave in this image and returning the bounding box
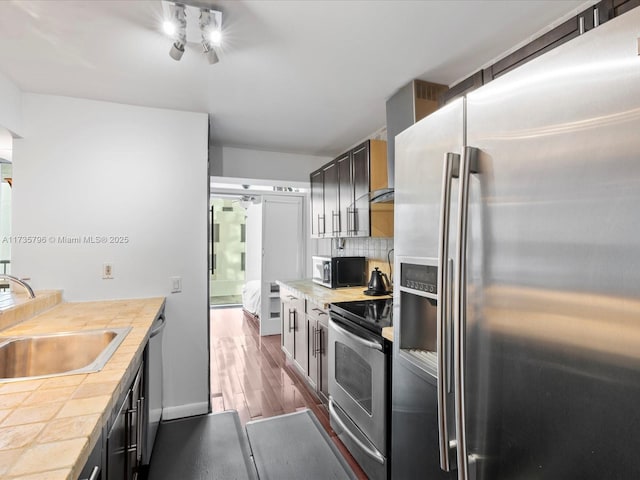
[312,256,366,289]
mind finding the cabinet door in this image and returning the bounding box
[281,298,295,358]
[310,169,324,237]
[351,142,371,237]
[323,162,339,237]
[337,153,353,237]
[292,305,307,374]
[107,391,130,480]
[307,316,319,390]
[317,320,329,403]
[128,367,144,480]
[78,430,103,480]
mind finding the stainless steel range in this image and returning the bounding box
[328,298,392,480]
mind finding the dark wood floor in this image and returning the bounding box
[209,307,367,479]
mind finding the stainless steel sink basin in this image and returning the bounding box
[0,327,131,381]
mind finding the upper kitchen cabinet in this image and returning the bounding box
[310,169,325,237]
[323,161,339,236]
[310,139,391,239]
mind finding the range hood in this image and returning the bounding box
[379,80,448,204]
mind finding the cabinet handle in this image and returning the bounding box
[136,397,144,461]
[80,465,100,480]
[288,309,294,332]
[311,326,316,358]
[316,327,322,355]
[332,211,340,234]
[350,208,358,234]
[311,308,327,316]
[318,215,325,235]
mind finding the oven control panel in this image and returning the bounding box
[400,263,438,294]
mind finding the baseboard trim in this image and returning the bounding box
[162,401,210,421]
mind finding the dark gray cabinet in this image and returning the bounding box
[107,363,145,480]
[350,142,371,237]
[336,153,351,237]
[323,162,339,237]
[310,169,325,237]
[78,430,104,480]
[310,139,391,238]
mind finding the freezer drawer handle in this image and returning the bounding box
[436,151,460,472]
[454,146,479,480]
[329,319,382,351]
[329,397,385,465]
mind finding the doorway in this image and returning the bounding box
[209,196,249,306]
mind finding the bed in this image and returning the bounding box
[242,280,261,325]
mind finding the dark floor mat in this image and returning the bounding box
[148,411,257,480]
[245,409,357,480]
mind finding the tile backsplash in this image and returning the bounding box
[315,237,394,262]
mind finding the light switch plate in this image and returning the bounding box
[171,276,182,293]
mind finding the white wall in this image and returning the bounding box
[213,146,330,182]
[244,202,263,282]
[12,94,209,419]
[0,71,22,137]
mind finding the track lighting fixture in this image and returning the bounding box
[200,9,220,64]
[161,1,223,64]
[168,3,186,61]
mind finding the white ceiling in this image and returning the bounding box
[0,0,590,157]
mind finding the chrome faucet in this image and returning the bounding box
[0,275,35,299]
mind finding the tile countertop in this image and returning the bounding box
[276,280,394,343]
[0,296,165,480]
[275,279,392,309]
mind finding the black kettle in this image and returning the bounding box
[364,267,391,296]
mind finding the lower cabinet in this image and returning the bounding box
[280,287,307,374]
[307,302,329,404]
[280,288,330,406]
[107,363,145,480]
[78,429,105,480]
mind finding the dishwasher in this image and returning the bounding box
[144,308,166,465]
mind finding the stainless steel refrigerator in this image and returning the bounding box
[392,7,640,480]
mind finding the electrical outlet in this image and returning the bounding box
[171,276,182,293]
[103,263,114,279]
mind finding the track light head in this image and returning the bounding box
[169,41,185,61]
[167,3,186,61]
[203,42,219,64]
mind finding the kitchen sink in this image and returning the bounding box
[0,327,131,381]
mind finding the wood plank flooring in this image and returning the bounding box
[210,307,367,479]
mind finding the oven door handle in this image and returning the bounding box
[329,319,382,351]
[329,397,385,465]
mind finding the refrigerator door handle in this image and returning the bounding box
[454,146,479,480]
[436,151,460,472]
